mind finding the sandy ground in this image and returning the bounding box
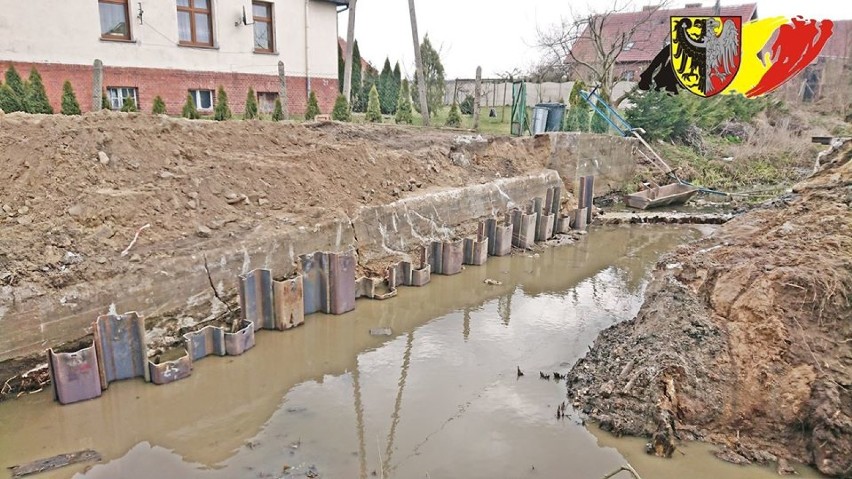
[566,141,852,477]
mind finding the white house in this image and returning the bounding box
[0,0,348,114]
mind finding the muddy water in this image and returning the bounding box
[0,226,822,479]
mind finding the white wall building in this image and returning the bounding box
[0,0,347,114]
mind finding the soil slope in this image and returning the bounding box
[0,112,548,293]
[567,142,852,476]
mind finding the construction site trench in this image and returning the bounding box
[0,113,849,478]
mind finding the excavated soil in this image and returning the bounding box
[567,142,852,476]
[0,111,561,396]
[0,111,550,294]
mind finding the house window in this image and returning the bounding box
[623,41,635,52]
[257,92,278,113]
[621,71,635,81]
[107,87,139,110]
[253,2,274,52]
[190,89,214,110]
[177,0,214,47]
[99,0,131,40]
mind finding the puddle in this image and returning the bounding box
[0,226,822,479]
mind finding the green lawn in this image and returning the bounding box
[193,105,519,136]
[343,105,515,136]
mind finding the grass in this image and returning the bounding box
[654,139,805,194]
[187,104,522,136]
[337,105,515,135]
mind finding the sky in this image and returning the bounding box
[337,0,852,79]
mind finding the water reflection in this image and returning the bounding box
[2,226,802,479]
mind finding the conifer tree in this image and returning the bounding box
[152,96,166,114]
[4,65,26,111]
[305,91,320,120]
[120,96,137,112]
[244,87,258,119]
[0,84,20,113]
[445,101,462,128]
[60,81,81,115]
[378,58,393,114]
[351,40,363,104]
[271,97,284,121]
[332,94,351,121]
[25,68,52,114]
[391,62,401,115]
[395,79,413,124]
[214,85,231,121]
[365,84,382,123]
[182,93,199,119]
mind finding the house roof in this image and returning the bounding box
[337,38,378,73]
[568,3,758,65]
[820,19,852,59]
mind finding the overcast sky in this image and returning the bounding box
[337,0,852,79]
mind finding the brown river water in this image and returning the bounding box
[0,226,824,479]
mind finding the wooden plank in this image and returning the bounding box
[9,450,101,478]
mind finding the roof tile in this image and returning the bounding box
[568,3,758,64]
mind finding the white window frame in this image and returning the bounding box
[189,89,214,111]
[107,87,139,110]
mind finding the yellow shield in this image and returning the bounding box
[671,16,742,97]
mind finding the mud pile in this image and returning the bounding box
[0,112,547,293]
[567,142,852,476]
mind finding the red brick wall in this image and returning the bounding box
[0,61,338,116]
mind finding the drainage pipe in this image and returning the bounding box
[304,0,311,98]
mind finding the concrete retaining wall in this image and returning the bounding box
[352,170,562,263]
[0,212,354,362]
[543,132,637,196]
[1,170,563,362]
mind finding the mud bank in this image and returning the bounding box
[566,143,852,476]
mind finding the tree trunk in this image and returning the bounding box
[408,0,430,126]
[342,0,357,102]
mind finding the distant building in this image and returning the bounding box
[567,3,758,83]
[0,0,349,115]
[797,19,851,102]
[337,38,378,76]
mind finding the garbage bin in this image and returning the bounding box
[532,106,549,134]
[535,103,566,132]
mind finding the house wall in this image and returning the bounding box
[0,0,340,114]
[0,61,338,115]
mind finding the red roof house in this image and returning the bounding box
[567,3,758,81]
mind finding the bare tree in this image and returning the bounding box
[536,1,668,106]
[342,0,358,102]
[408,0,431,125]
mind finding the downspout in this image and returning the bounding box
[305,0,311,98]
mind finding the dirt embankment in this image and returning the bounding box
[0,112,561,394]
[567,142,852,476]
[0,112,549,296]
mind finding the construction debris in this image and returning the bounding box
[8,450,101,478]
